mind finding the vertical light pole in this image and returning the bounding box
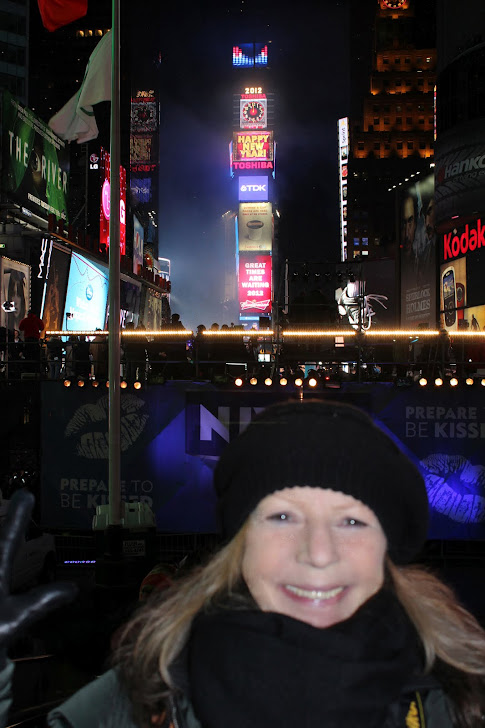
[108,0,122,528]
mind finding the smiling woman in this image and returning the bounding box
[2,401,485,728]
[242,487,387,628]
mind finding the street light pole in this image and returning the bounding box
[108,0,122,528]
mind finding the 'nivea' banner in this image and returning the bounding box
[41,382,485,540]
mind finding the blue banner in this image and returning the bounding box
[41,382,485,539]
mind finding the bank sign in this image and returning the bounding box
[1,91,69,221]
[238,175,268,201]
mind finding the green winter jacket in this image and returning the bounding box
[0,661,455,728]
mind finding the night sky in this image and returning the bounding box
[147,0,355,329]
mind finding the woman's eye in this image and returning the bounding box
[343,517,366,527]
[268,512,291,522]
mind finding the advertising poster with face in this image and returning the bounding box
[400,174,436,326]
[238,202,273,253]
[133,214,144,275]
[63,252,109,331]
[141,287,163,330]
[335,260,395,330]
[1,91,69,222]
[40,384,485,540]
[0,257,30,332]
[41,246,71,331]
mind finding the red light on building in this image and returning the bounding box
[99,148,126,255]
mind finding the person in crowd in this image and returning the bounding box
[2,400,485,726]
[90,329,108,381]
[64,335,78,380]
[74,335,91,380]
[18,310,44,374]
[46,335,63,380]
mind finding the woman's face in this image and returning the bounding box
[242,487,387,629]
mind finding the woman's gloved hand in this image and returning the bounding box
[0,490,78,668]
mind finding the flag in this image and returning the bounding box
[38,0,88,33]
[49,30,112,144]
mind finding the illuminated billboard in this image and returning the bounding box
[1,91,69,222]
[238,176,269,202]
[40,244,71,331]
[399,174,436,327]
[99,147,126,256]
[238,254,272,316]
[240,97,267,130]
[233,131,274,162]
[133,214,144,275]
[338,117,349,261]
[232,43,268,67]
[130,91,157,134]
[238,202,273,253]
[0,257,30,331]
[439,219,485,332]
[63,251,109,331]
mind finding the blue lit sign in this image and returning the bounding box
[233,43,268,68]
[238,175,269,202]
[63,251,109,331]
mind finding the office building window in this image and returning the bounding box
[397,141,403,150]
[407,141,414,150]
[396,117,402,125]
[406,117,412,125]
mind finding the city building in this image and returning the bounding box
[435,0,485,333]
[341,0,436,263]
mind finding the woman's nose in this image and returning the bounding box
[297,522,339,568]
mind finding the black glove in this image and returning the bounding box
[0,490,78,669]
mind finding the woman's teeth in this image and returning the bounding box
[285,585,344,600]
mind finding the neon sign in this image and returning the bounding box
[232,44,268,67]
[233,131,274,161]
[99,148,126,255]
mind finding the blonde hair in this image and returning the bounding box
[115,526,250,723]
[387,560,485,726]
[116,540,485,727]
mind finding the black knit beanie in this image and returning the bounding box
[214,399,429,564]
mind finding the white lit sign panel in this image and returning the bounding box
[238,176,269,201]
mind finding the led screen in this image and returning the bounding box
[63,251,109,331]
[232,131,274,162]
[238,202,273,253]
[232,43,268,67]
[240,98,267,130]
[99,147,127,255]
[238,254,272,316]
[238,176,269,202]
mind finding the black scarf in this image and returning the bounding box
[187,589,424,728]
